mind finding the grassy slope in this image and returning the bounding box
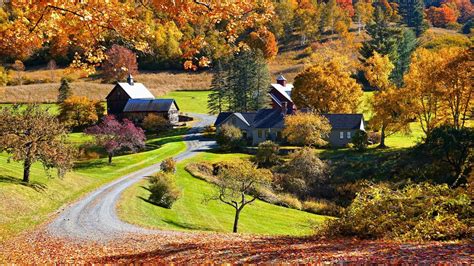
[0,133,186,241]
[117,152,329,236]
[159,90,210,114]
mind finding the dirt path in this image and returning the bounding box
[47,113,217,241]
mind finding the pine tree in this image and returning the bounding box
[360,8,402,65]
[57,77,72,103]
[227,50,270,112]
[391,28,417,87]
[398,0,427,36]
[208,61,229,115]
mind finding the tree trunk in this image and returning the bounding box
[23,157,31,183]
[233,209,241,233]
[108,154,113,164]
[378,127,387,148]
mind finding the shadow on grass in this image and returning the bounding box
[73,159,111,171]
[0,175,47,192]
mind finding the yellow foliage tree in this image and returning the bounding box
[365,52,411,147]
[403,48,453,135]
[293,59,362,113]
[58,96,104,129]
[282,112,332,147]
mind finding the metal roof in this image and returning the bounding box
[270,83,293,102]
[123,99,178,112]
[322,114,364,130]
[108,82,155,99]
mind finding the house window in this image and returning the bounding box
[258,130,263,138]
[347,131,351,139]
[339,132,344,139]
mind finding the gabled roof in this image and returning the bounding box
[322,114,364,130]
[214,112,257,127]
[276,74,287,81]
[123,99,178,112]
[270,83,293,103]
[214,112,233,126]
[253,109,285,129]
[106,82,155,99]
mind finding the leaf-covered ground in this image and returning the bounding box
[1,227,472,264]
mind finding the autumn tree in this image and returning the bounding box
[282,112,332,147]
[57,77,72,103]
[365,52,411,147]
[354,0,374,34]
[292,59,362,113]
[438,47,473,130]
[0,105,75,183]
[102,45,138,82]
[321,0,351,35]
[209,159,272,233]
[404,48,447,135]
[293,0,322,44]
[85,116,146,164]
[245,28,278,59]
[254,140,280,168]
[270,0,296,41]
[58,96,104,129]
[216,124,244,151]
[142,114,171,132]
[426,4,459,27]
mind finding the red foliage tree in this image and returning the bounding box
[85,115,146,164]
[337,0,355,17]
[102,45,138,82]
[426,4,459,27]
[442,0,474,23]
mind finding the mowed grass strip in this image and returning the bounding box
[117,152,329,236]
[0,133,186,241]
[159,90,211,114]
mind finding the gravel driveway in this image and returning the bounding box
[47,113,217,241]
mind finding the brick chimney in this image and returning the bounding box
[276,74,287,87]
[127,73,134,86]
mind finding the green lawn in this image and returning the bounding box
[159,90,210,114]
[0,131,186,241]
[117,152,329,236]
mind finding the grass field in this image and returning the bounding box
[117,152,329,236]
[0,131,187,242]
[159,90,211,114]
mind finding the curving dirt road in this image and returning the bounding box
[47,113,217,241]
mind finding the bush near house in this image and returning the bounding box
[215,124,244,151]
[143,113,171,132]
[160,157,177,173]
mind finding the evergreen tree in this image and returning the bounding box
[207,61,229,114]
[227,50,270,112]
[360,8,402,72]
[398,0,427,36]
[57,77,72,103]
[391,28,418,87]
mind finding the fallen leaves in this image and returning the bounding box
[0,228,472,264]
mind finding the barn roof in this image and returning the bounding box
[123,99,178,112]
[322,114,364,130]
[270,83,293,102]
[106,82,155,99]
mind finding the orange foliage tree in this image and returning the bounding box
[426,4,459,27]
[245,28,278,59]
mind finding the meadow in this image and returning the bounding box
[0,130,186,241]
[117,152,329,236]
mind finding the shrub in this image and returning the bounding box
[215,124,243,151]
[319,183,473,240]
[277,194,302,210]
[254,140,280,167]
[282,112,331,147]
[185,162,216,183]
[58,96,103,129]
[302,199,343,217]
[203,125,215,136]
[148,172,181,208]
[160,157,176,173]
[143,113,171,132]
[351,130,368,151]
